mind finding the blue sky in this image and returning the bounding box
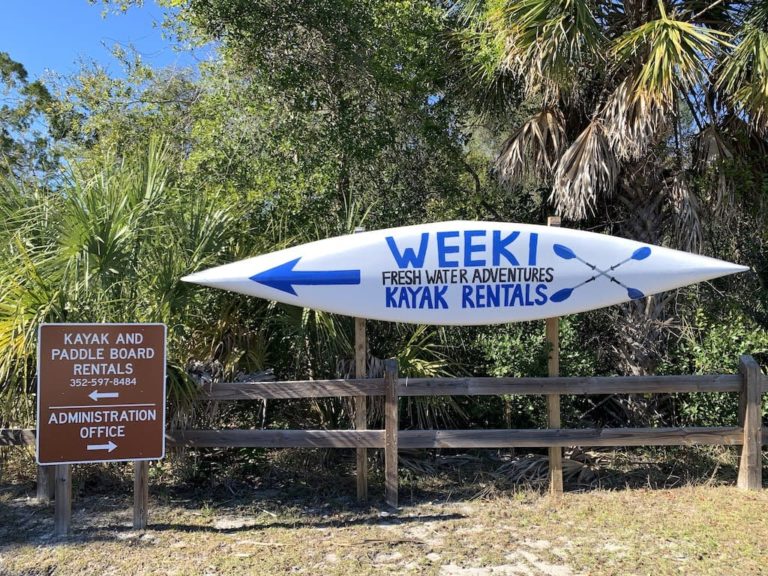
[1,0,209,80]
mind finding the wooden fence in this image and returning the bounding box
[2,355,766,511]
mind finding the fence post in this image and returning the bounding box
[36,465,55,503]
[384,359,399,508]
[134,460,149,529]
[54,464,71,537]
[546,216,564,495]
[738,355,762,490]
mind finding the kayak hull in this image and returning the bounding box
[182,221,748,325]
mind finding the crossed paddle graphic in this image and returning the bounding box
[550,244,652,303]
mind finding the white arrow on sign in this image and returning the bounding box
[89,390,119,401]
[87,441,117,452]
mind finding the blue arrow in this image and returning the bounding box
[250,258,361,296]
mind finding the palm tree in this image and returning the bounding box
[0,139,257,426]
[458,0,768,373]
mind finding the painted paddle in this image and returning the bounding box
[552,244,649,302]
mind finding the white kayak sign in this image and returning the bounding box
[182,221,748,325]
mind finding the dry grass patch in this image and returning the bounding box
[2,481,768,576]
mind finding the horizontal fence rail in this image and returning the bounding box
[1,429,36,446]
[397,427,746,448]
[394,374,748,396]
[4,426,757,450]
[206,380,385,400]
[168,429,386,448]
[167,427,747,449]
[199,373,756,400]
[3,355,765,506]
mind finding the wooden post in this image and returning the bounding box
[353,226,368,502]
[384,359,399,508]
[546,216,564,495]
[134,460,149,529]
[354,317,368,502]
[37,465,55,503]
[54,464,71,537]
[738,355,762,490]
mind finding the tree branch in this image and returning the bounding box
[691,0,725,21]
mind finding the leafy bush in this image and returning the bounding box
[659,307,768,426]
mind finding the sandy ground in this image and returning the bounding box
[2,479,768,576]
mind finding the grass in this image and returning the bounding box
[1,449,767,575]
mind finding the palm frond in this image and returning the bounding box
[453,12,522,113]
[496,107,565,185]
[0,138,255,425]
[395,325,465,430]
[396,324,453,378]
[694,124,733,212]
[451,0,488,22]
[499,0,604,99]
[601,78,667,161]
[668,175,703,253]
[717,24,768,133]
[613,1,731,104]
[552,120,618,219]
[696,124,733,167]
[452,26,525,113]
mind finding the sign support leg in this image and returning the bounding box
[546,216,564,496]
[54,464,71,537]
[37,465,55,503]
[384,359,399,508]
[353,227,368,503]
[134,460,149,529]
[354,317,368,502]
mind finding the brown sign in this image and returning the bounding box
[36,323,166,465]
